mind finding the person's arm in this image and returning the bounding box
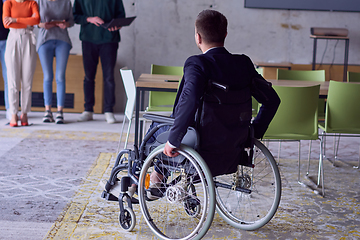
[108,0,126,31]
[114,0,126,19]
[251,72,280,139]
[3,1,13,28]
[56,0,75,29]
[65,0,75,28]
[13,1,40,26]
[166,56,207,148]
[73,0,87,25]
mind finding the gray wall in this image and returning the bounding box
[66,0,360,112]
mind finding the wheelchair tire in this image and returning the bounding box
[119,207,136,232]
[138,144,216,240]
[215,139,281,230]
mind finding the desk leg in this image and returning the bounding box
[343,39,349,82]
[312,38,317,70]
[139,90,145,144]
[135,88,140,148]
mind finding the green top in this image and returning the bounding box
[73,0,125,44]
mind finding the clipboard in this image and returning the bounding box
[101,16,136,29]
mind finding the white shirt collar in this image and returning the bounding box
[203,46,221,54]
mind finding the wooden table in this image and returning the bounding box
[134,74,333,147]
[255,62,292,70]
[135,74,181,146]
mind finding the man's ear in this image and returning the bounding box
[196,32,202,44]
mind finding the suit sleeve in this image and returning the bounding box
[251,73,280,139]
[167,56,207,147]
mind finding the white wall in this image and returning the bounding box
[66,0,360,112]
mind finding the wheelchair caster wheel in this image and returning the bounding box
[119,207,136,231]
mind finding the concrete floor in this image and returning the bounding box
[0,110,359,240]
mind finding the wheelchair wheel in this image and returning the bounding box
[119,207,136,232]
[215,139,281,230]
[138,144,215,240]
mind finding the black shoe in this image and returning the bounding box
[147,182,165,200]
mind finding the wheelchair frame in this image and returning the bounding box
[101,113,281,239]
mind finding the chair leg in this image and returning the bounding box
[124,119,132,149]
[307,140,312,175]
[318,136,325,197]
[355,145,360,169]
[117,115,127,153]
[297,141,301,182]
[277,141,281,164]
[333,134,341,166]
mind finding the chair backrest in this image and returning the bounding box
[277,69,325,82]
[323,81,360,133]
[151,64,184,76]
[148,64,183,111]
[120,69,136,120]
[263,84,320,140]
[347,71,360,82]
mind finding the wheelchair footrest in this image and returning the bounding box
[101,191,119,201]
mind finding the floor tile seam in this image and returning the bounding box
[42,152,114,240]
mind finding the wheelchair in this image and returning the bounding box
[101,113,281,240]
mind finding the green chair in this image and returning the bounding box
[263,84,325,195]
[277,69,326,121]
[318,81,360,170]
[347,71,360,82]
[147,64,183,112]
[277,69,325,82]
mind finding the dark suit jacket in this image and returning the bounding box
[168,47,280,176]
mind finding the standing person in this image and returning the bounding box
[37,0,74,124]
[73,0,125,124]
[0,0,9,121]
[3,0,40,127]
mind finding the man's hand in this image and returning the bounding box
[108,26,121,32]
[87,16,104,26]
[163,142,179,157]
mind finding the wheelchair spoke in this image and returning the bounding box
[138,144,215,240]
[215,139,281,230]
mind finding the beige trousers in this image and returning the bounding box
[5,28,37,115]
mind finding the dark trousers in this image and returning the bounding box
[82,41,118,112]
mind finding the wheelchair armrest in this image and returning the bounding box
[143,113,175,125]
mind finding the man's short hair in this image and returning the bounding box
[195,10,227,44]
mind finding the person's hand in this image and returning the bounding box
[56,20,69,29]
[38,22,56,29]
[87,16,104,26]
[163,142,179,157]
[108,26,121,31]
[3,16,16,26]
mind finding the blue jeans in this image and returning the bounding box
[0,40,8,109]
[82,41,118,113]
[38,40,71,108]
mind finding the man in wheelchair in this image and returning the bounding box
[101,10,281,236]
[143,9,280,198]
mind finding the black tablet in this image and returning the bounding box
[101,16,136,29]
